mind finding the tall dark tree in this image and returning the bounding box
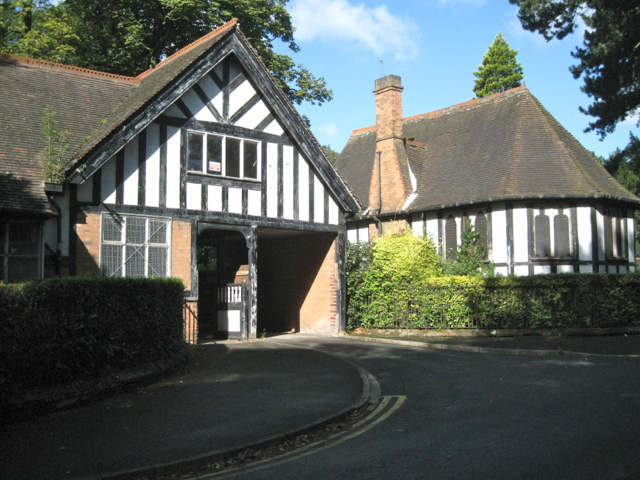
[1,1,78,63]
[473,32,524,98]
[602,133,640,250]
[510,0,640,138]
[1,0,332,106]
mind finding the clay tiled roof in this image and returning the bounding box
[0,20,238,215]
[0,55,136,214]
[71,20,238,168]
[335,87,640,213]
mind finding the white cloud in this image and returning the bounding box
[290,0,419,60]
[322,123,338,137]
[506,18,549,46]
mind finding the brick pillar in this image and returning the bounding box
[171,220,192,290]
[300,239,339,334]
[75,211,101,276]
[370,75,411,214]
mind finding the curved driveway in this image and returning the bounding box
[243,336,640,480]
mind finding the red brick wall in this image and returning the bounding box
[370,77,411,214]
[171,220,192,291]
[299,238,338,334]
[257,232,339,334]
[75,211,101,276]
[375,80,403,141]
[369,138,411,214]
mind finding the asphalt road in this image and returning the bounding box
[230,336,640,480]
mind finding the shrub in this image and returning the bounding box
[347,273,640,331]
[441,219,495,277]
[347,231,440,329]
[0,277,186,393]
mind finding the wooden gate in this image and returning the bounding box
[216,281,247,339]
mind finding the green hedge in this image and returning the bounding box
[0,277,186,392]
[348,274,640,330]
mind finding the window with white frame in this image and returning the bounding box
[187,131,259,180]
[0,220,41,283]
[101,214,171,278]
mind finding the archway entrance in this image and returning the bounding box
[197,228,249,340]
[256,229,337,336]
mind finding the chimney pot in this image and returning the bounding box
[374,75,403,92]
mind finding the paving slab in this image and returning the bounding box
[0,340,365,480]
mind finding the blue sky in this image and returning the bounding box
[283,0,639,159]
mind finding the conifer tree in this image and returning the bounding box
[473,33,524,98]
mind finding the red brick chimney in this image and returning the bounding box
[369,75,412,214]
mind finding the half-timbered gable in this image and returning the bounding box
[336,75,640,275]
[1,20,359,340]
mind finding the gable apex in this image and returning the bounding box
[60,21,358,212]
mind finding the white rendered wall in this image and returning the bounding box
[123,136,139,205]
[298,156,310,222]
[595,205,605,261]
[165,126,181,209]
[266,143,278,218]
[512,206,528,263]
[247,189,261,216]
[328,197,339,225]
[101,157,116,204]
[534,265,551,275]
[198,75,222,114]
[282,145,294,220]
[313,174,324,223]
[491,205,508,264]
[77,176,93,202]
[347,225,358,243]
[627,211,635,260]
[411,214,423,237]
[208,185,222,211]
[182,88,215,122]
[577,206,592,261]
[186,183,201,210]
[145,124,161,208]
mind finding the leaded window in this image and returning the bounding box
[445,215,457,260]
[187,132,259,180]
[553,212,571,257]
[534,212,551,257]
[101,214,170,278]
[605,208,628,259]
[0,220,41,283]
[475,212,488,260]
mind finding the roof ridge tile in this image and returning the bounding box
[348,86,528,137]
[136,19,238,79]
[0,53,138,83]
[403,85,528,123]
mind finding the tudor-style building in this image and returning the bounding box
[0,20,360,340]
[336,75,640,275]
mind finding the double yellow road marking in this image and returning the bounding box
[205,396,406,479]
